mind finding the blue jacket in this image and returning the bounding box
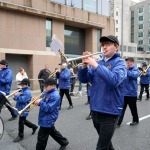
[13,86,31,117]
[124,65,140,97]
[0,66,13,96]
[38,88,60,128]
[140,69,150,84]
[78,53,127,116]
[57,68,71,89]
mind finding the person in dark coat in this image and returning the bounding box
[38,64,51,93]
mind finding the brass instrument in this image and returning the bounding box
[60,51,102,68]
[18,69,60,116]
[139,64,150,76]
[18,92,44,116]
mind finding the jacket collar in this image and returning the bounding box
[47,87,56,94]
[103,52,120,62]
[22,86,30,91]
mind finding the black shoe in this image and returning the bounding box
[86,115,92,120]
[85,102,89,105]
[13,136,23,142]
[32,126,38,135]
[58,141,69,150]
[130,121,139,126]
[8,116,17,121]
[145,97,149,100]
[137,98,142,102]
[67,105,73,110]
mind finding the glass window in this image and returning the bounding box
[139,16,143,21]
[148,30,150,37]
[97,0,102,14]
[51,0,65,4]
[101,0,110,16]
[116,11,118,16]
[83,0,96,13]
[46,19,52,47]
[138,40,143,45]
[67,0,82,9]
[64,26,85,55]
[128,46,136,53]
[97,29,102,52]
[138,32,143,37]
[139,7,143,13]
[116,20,118,24]
[139,24,143,29]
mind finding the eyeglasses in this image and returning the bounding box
[101,42,114,47]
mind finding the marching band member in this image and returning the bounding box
[138,62,150,101]
[117,57,140,126]
[35,78,69,150]
[13,78,38,142]
[0,59,17,121]
[57,63,73,110]
[78,35,127,150]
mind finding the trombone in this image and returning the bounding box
[18,69,60,116]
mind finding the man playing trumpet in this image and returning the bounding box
[34,78,69,150]
[78,35,127,150]
[13,78,38,142]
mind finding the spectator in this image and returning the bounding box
[16,67,28,89]
[38,64,51,93]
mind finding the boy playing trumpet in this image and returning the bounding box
[13,78,38,142]
[35,78,69,150]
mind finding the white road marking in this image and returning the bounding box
[126,114,150,125]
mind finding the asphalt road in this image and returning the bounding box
[1,87,150,150]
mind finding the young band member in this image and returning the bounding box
[0,59,17,121]
[35,78,69,150]
[117,57,140,126]
[57,63,73,110]
[138,62,150,101]
[13,78,38,142]
[78,35,127,150]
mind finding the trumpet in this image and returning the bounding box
[18,92,44,116]
[6,89,22,99]
[60,51,102,68]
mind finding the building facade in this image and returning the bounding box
[110,0,138,61]
[130,0,150,66]
[0,0,115,89]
